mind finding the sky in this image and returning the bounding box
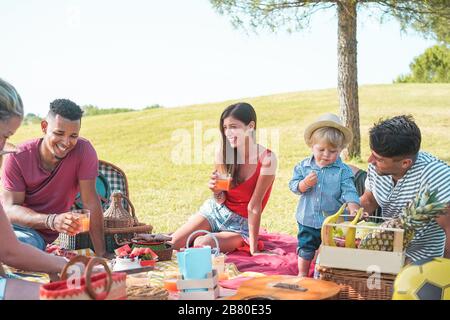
[1,0,436,116]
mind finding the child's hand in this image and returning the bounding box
[304,171,318,188]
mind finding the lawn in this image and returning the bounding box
[10,84,450,236]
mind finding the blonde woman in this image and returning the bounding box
[0,78,68,300]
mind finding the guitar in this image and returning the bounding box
[227,275,340,300]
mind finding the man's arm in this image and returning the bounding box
[2,189,82,235]
[2,189,48,228]
[79,179,106,257]
[436,207,450,259]
[360,190,379,215]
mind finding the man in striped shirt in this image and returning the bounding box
[361,115,450,262]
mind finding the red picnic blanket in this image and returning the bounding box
[220,231,314,289]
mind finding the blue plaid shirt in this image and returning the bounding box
[289,156,360,229]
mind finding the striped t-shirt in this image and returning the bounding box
[365,151,449,261]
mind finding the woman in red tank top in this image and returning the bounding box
[171,102,277,255]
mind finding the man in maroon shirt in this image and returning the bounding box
[1,99,106,257]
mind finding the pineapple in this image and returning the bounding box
[359,186,448,252]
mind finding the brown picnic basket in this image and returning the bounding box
[317,266,397,300]
[316,215,405,300]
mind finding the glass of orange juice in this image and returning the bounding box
[215,173,232,191]
[163,271,180,292]
[72,209,90,233]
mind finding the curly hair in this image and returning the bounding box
[0,78,24,121]
[369,115,421,158]
[49,99,83,121]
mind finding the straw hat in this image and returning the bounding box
[304,113,353,147]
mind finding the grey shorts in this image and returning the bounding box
[198,198,249,240]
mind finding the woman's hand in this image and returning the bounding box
[208,171,219,192]
[249,240,259,256]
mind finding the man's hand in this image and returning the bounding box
[53,213,81,235]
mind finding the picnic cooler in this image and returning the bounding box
[317,215,405,300]
[40,256,127,300]
[58,160,153,253]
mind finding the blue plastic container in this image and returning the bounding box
[177,246,212,292]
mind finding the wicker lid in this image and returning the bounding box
[103,191,135,228]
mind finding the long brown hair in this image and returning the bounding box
[219,102,257,184]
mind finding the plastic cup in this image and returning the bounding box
[163,278,178,292]
[72,209,90,233]
[163,271,180,292]
[215,174,232,191]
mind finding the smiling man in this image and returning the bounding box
[0,99,105,257]
[360,115,450,261]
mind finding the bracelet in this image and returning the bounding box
[45,214,51,229]
[49,214,57,231]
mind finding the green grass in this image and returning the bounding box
[11,84,450,237]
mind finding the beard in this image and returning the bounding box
[374,167,393,177]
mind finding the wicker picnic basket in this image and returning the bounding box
[103,190,153,251]
[40,256,127,300]
[126,285,169,300]
[131,234,174,261]
[131,241,173,262]
[57,160,152,253]
[317,266,396,300]
[316,215,403,300]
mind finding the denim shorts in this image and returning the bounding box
[13,224,46,251]
[0,277,6,300]
[198,198,249,240]
[297,223,321,261]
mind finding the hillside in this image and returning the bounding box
[10,84,450,236]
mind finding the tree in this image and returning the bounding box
[209,0,450,159]
[144,104,164,110]
[395,44,450,83]
[389,0,450,44]
[23,113,42,125]
[82,104,135,116]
